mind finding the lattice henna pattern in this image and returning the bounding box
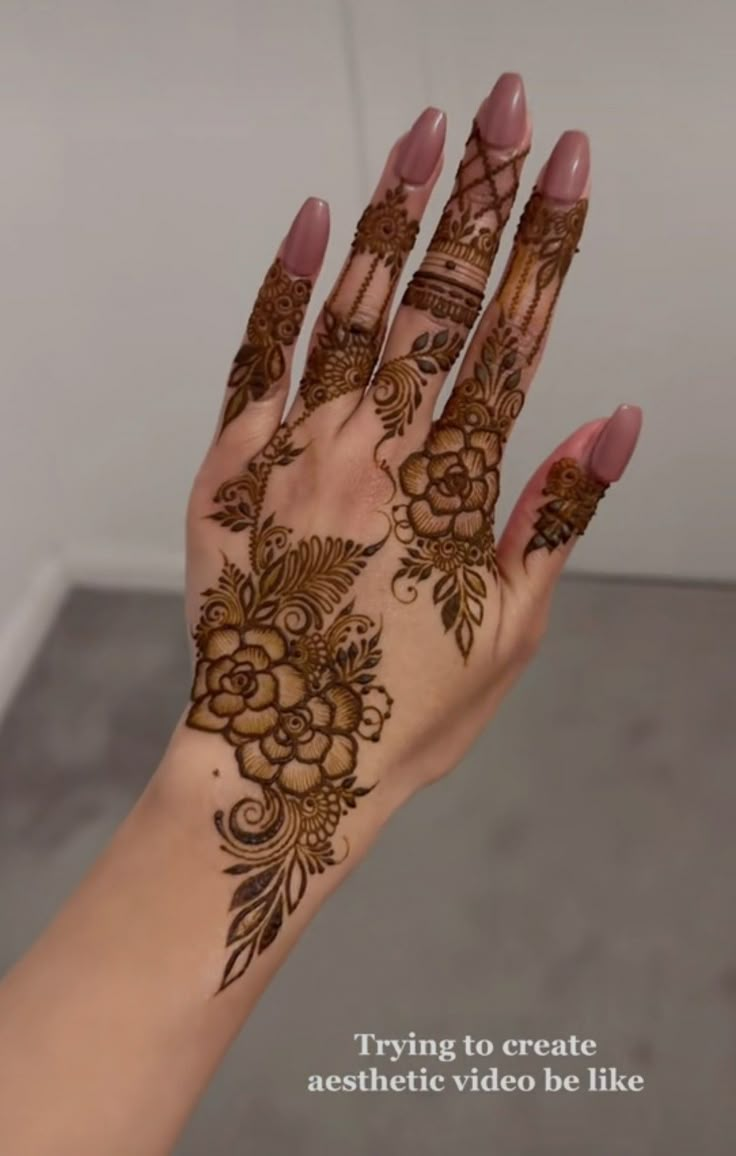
[403,124,529,335]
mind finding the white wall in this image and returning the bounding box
[1,0,735,697]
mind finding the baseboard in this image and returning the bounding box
[64,543,185,592]
[0,545,185,725]
[0,558,68,727]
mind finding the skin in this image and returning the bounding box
[0,74,641,1156]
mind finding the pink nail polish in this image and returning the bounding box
[539,130,590,202]
[397,107,447,186]
[477,73,527,147]
[282,197,330,277]
[588,404,643,483]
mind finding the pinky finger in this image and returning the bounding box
[497,404,643,601]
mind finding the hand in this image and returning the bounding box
[0,73,644,1156]
[183,74,642,990]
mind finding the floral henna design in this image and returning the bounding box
[300,306,381,414]
[220,259,312,434]
[353,185,420,275]
[300,185,419,410]
[371,329,465,448]
[524,458,607,559]
[372,124,528,455]
[188,526,391,990]
[389,194,588,660]
[391,317,521,659]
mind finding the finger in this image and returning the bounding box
[357,73,531,456]
[438,130,591,498]
[385,132,591,665]
[213,197,330,457]
[285,107,447,433]
[497,404,643,603]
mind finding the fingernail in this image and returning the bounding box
[588,404,643,483]
[282,197,330,277]
[397,107,447,185]
[477,72,527,147]
[539,130,590,202]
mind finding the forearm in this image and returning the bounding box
[0,723,398,1156]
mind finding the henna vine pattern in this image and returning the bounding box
[496,192,588,362]
[220,260,312,433]
[187,186,430,988]
[388,195,588,660]
[188,527,391,990]
[300,184,419,409]
[372,329,465,448]
[524,457,607,559]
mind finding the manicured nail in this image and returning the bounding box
[397,107,447,185]
[282,197,330,277]
[588,404,643,483]
[477,72,527,147]
[539,130,590,202]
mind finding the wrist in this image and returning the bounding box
[149,716,405,989]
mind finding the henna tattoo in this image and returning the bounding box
[352,185,420,274]
[220,260,312,433]
[371,329,464,447]
[391,317,522,658]
[191,193,417,985]
[300,306,382,414]
[299,185,419,410]
[372,125,528,455]
[524,458,607,559]
[189,520,390,989]
[211,185,422,540]
[387,187,588,661]
[404,124,528,334]
[497,192,588,361]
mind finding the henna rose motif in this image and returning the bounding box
[188,623,362,796]
[399,424,501,541]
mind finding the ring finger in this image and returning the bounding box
[284,107,447,433]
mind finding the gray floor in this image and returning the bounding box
[1,578,735,1154]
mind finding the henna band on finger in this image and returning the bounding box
[523,457,608,560]
[403,123,529,334]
